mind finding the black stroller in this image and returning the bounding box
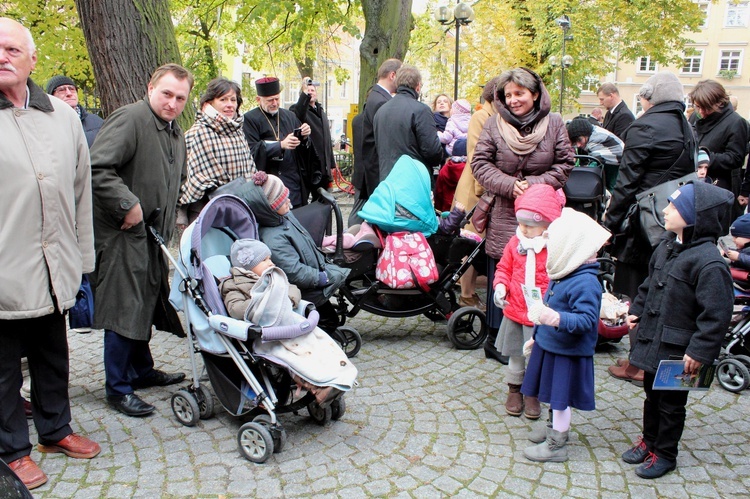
[564,154,607,222]
[294,156,488,351]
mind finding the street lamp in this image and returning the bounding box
[549,15,574,114]
[435,2,475,101]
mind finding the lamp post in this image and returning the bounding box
[549,15,574,114]
[435,2,475,101]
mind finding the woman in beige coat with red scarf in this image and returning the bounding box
[471,68,574,368]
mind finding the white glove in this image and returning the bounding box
[523,338,535,358]
[528,303,560,327]
[493,284,508,308]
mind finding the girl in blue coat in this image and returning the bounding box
[520,208,611,462]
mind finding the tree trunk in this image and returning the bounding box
[74,0,189,126]
[358,0,414,107]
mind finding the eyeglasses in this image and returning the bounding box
[54,85,77,95]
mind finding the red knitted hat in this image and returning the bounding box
[514,184,565,226]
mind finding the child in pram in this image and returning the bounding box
[219,238,357,406]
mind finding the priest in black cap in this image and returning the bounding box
[243,77,314,207]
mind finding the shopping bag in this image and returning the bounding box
[375,231,438,291]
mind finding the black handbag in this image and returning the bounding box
[635,171,698,248]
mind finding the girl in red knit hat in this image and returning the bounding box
[492,184,565,419]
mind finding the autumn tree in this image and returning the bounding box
[74,0,189,125]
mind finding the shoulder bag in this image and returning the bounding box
[471,154,531,233]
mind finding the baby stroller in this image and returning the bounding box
[716,267,750,392]
[154,195,354,463]
[296,155,488,350]
[564,154,607,222]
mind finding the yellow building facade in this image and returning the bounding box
[577,0,750,119]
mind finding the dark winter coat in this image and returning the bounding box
[78,105,104,148]
[471,71,574,259]
[602,100,635,140]
[291,92,334,189]
[373,85,443,180]
[352,84,391,200]
[232,181,350,306]
[89,98,186,340]
[629,181,734,373]
[603,101,696,266]
[694,103,748,191]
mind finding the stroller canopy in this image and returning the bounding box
[358,155,439,236]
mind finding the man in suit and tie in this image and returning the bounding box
[349,58,402,225]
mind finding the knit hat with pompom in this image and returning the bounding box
[253,171,289,211]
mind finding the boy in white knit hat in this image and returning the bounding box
[521,208,611,463]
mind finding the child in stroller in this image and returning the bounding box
[164,195,355,463]
[219,238,357,406]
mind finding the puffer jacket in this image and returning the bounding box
[0,79,94,320]
[492,234,549,326]
[471,70,574,258]
[629,181,734,373]
[232,181,349,306]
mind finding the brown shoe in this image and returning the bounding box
[8,456,47,490]
[505,384,523,416]
[616,358,628,367]
[524,396,541,419]
[458,294,486,312]
[608,363,645,387]
[38,433,101,459]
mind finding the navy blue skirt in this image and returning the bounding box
[521,343,596,411]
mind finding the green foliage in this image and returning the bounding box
[409,0,704,112]
[5,0,97,106]
[172,0,363,93]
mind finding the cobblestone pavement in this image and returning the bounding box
[29,192,750,498]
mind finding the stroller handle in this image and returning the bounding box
[316,188,347,265]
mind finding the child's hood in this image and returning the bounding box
[684,180,734,244]
[546,208,610,280]
[232,181,285,228]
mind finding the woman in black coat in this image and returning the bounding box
[603,72,696,383]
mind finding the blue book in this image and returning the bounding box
[652,359,715,391]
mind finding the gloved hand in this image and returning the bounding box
[528,303,560,327]
[493,284,508,309]
[523,338,535,358]
[317,271,329,288]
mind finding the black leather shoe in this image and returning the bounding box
[107,393,155,417]
[635,453,676,479]
[622,437,649,464]
[131,370,186,389]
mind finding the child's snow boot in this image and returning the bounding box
[523,427,569,462]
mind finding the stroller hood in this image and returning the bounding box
[227,179,285,228]
[358,155,439,236]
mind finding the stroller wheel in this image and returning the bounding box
[307,402,333,426]
[330,396,346,420]
[196,384,214,420]
[733,354,750,371]
[717,358,750,393]
[331,326,362,358]
[171,389,200,427]
[237,422,274,463]
[253,414,287,453]
[447,306,487,350]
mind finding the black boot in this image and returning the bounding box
[484,327,509,364]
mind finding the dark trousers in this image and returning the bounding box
[315,301,340,335]
[642,371,689,461]
[0,312,72,463]
[104,330,156,397]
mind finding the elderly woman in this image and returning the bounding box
[603,72,696,384]
[178,77,256,224]
[471,68,574,417]
[689,80,748,215]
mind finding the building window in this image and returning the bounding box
[340,81,347,98]
[719,50,742,73]
[697,1,710,28]
[327,79,333,98]
[681,49,703,74]
[637,56,657,73]
[726,1,749,27]
[581,76,600,93]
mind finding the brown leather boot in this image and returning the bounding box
[524,396,541,419]
[505,384,523,416]
[608,361,645,387]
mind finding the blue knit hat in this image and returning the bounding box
[668,183,696,227]
[731,214,750,238]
